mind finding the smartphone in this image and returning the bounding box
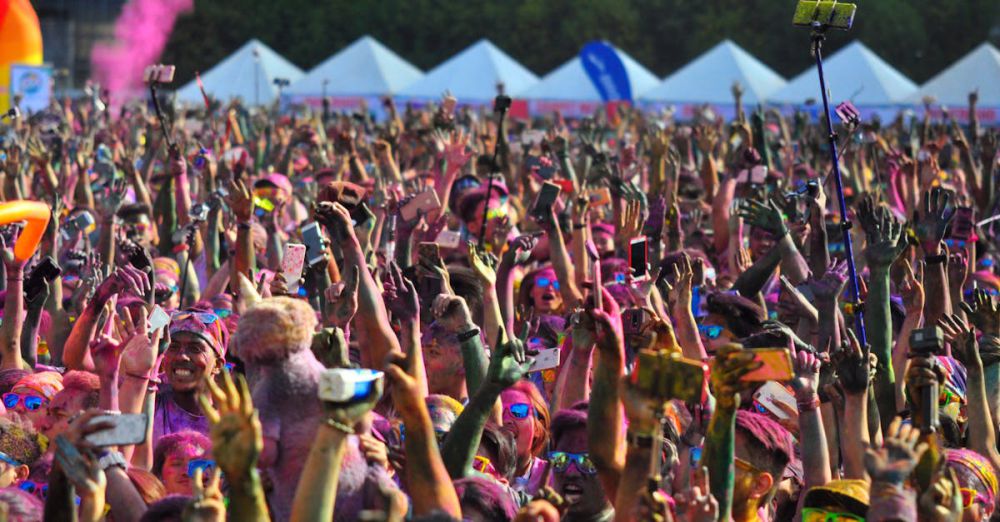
[753,381,798,420]
[834,100,861,125]
[282,244,307,293]
[61,211,95,240]
[143,65,176,84]
[24,257,61,298]
[633,350,708,404]
[950,206,974,241]
[400,191,442,222]
[739,348,794,382]
[418,242,442,267]
[319,369,384,403]
[435,229,462,249]
[531,181,562,220]
[148,305,170,335]
[622,308,647,336]
[629,237,648,280]
[792,1,856,30]
[585,240,602,310]
[300,222,327,266]
[85,413,149,447]
[527,348,561,373]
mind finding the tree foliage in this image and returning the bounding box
[161,0,1000,87]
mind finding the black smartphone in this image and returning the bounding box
[25,257,61,299]
[301,222,327,266]
[531,182,561,221]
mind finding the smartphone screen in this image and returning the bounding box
[301,223,327,266]
[85,413,149,447]
[532,182,561,219]
[629,237,648,280]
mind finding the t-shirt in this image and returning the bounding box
[153,386,210,442]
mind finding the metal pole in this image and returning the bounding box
[811,25,867,346]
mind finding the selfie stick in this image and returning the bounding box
[798,3,867,346]
[148,81,174,151]
[478,95,511,248]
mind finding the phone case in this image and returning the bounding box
[435,229,462,249]
[282,244,307,293]
[753,381,797,420]
[148,306,171,334]
[740,349,794,382]
[301,223,327,265]
[401,191,441,222]
[85,413,148,447]
[527,348,561,373]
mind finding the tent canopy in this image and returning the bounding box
[398,39,538,102]
[639,40,785,105]
[910,43,1000,106]
[176,39,303,106]
[770,41,917,106]
[518,45,658,101]
[286,35,422,98]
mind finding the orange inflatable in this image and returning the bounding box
[0,0,44,112]
[0,201,50,262]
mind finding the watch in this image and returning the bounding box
[98,450,127,472]
[456,328,481,343]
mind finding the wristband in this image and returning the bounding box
[797,395,820,412]
[97,450,128,472]
[324,418,355,435]
[456,328,481,343]
[925,254,947,265]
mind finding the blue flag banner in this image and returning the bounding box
[580,41,631,102]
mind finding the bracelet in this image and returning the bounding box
[456,328,481,343]
[925,254,947,265]
[124,372,161,385]
[797,395,821,412]
[324,418,355,435]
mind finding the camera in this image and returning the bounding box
[909,326,944,357]
[318,369,384,403]
[189,203,209,222]
[493,95,512,114]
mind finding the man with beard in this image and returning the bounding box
[549,402,613,522]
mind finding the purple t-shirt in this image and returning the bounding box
[153,387,210,442]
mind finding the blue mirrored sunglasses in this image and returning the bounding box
[506,402,532,419]
[2,393,44,412]
[187,459,216,478]
[535,277,560,290]
[698,324,724,340]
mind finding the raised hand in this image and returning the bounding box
[431,294,475,334]
[444,129,472,170]
[198,371,262,482]
[918,460,963,522]
[120,305,161,378]
[502,234,537,267]
[324,265,360,329]
[937,314,979,368]
[467,242,498,288]
[862,202,906,268]
[225,178,254,223]
[913,187,955,254]
[486,337,532,390]
[183,467,226,522]
[710,344,760,410]
[92,265,150,306]
[674,467,719,522]
[864,416,928,484]
[52,435,107,521]
[834,329,872,395]
[96,178,128,221]
[806,258,849,304]
[383,262,419,323]
[962,288,1000,337]
[791,349,821,398]
[314,201,358,246]
[737,198,788,238]
[898,260,924,317]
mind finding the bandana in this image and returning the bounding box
[947,448,998,506]
[13,372,63,401]
[169,310,229,359]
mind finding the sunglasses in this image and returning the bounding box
[939,387,965,407]
[18,480,47,500]
[535,277,560,290]
[960,487,989,509]
[548,451,597,475]
[801,507,864,522]
[945,239,967,249]
[505,402,532,420]
[171,311,220,324]
[473,455,500,478]
[187,459,216,478]
[397,424,448,446]
[734,457,765,476]
[0,451,21,469]
[2,393,45,412]
[213,308,233,319]
[752,401,769,415]
[698,324,723,340]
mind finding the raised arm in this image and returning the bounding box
[586,289,626,503]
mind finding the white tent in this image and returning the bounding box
[176,39,304,106]
[398,39,538,102]
[518,45,659,101]
[909,43,1000,107]
[770,41,917,106]
[286,36,422,98]
[639,40,785,105]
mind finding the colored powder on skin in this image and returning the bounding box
[90,0,193,98]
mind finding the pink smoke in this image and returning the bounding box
[90,0,193,99]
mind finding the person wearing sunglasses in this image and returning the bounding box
[945,449,997,522]
[152,430,212,496]
[118,203,158,250]
[153,309,228,441]
[549,405,613,522]
[501,381,551,495]
[698,292,765,353]
[522,266,564,315]
[7,372,63,432]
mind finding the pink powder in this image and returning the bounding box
[90,0,193,100]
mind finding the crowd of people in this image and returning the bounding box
[0,82,995,522]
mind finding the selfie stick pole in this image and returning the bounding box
[478,98,511,249]
[148,81,175,151]
[809,23,867,346]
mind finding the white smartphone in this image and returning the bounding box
[527,348,561,373]
[400,190,441,222]
[752,381,797,421]
[435,229,462,249]
[148,305,170,335]
[85,413,149,447]
[282,244,307,294]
